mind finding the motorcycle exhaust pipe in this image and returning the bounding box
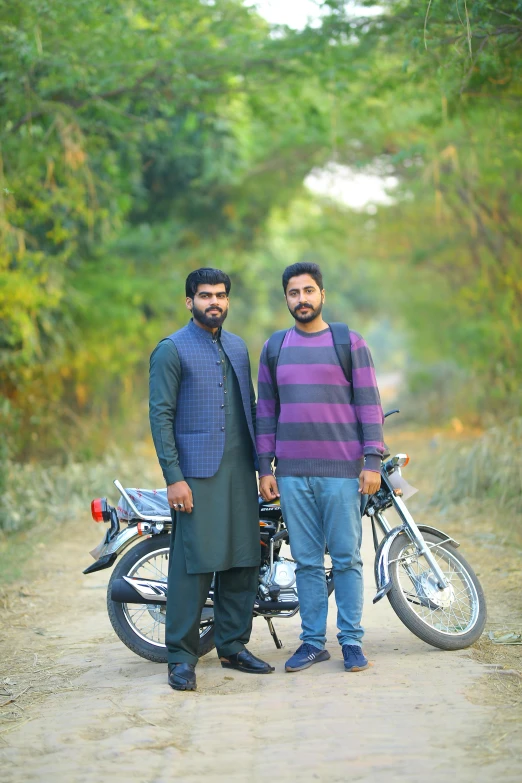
[254,600,299,612]
[111,576,299,613]
[111,576,167,604]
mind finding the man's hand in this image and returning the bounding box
[259,475,280,502]
[358,470,381,496]
[167,481,194,514]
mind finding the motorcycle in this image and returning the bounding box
[84,410,486,662]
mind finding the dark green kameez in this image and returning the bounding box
[149,336,260,574]
[149,332,261,665]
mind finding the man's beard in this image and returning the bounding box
[289,301,323,324]
[192,304,229,329]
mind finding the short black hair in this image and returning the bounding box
[282,262,323,293]
[185,268,231,299]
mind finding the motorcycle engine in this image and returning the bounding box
[259,558,298,604]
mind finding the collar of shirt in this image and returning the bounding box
[188,318,222,342]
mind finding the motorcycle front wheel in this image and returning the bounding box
[107,534,215,664]
[386,532,486,650]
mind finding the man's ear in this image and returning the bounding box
[185,297,193,312]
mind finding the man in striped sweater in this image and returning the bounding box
[257,262,384,673]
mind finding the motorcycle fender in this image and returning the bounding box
[84,526,144,574]
[417,525,460,548]
[372,525,460,604]
[83,553,118,575]
[373,525,405,604]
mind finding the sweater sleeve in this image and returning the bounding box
[351,334,385,473]
[149,339,185,486]
[255,340,277,477]
[248,352,257,432]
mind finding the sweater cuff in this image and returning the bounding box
[364,454,382,473]
[164,466,185,486]
[258,456,274,477]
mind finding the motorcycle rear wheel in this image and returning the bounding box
[107,534,215,664]
[386,531,486,650]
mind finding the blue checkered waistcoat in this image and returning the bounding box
[167,319,256,478]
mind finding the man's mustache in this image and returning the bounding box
[296,304,314,311]
[206,306,223,314]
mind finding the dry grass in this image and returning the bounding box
[0,650,89,735]
[430,418,522,546]
[0,444,161,535]
[0,443,163,582]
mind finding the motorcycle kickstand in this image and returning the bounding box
[265,617,283,649]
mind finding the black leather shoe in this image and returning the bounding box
[220,648,274,674]
[168,662,197,691]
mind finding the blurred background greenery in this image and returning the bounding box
[1,1,521,536]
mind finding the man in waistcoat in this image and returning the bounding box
[149,267,274,691]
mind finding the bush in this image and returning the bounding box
[431,418,522,517]
[0,449,162,535]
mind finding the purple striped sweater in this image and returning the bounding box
[256,325,385,478]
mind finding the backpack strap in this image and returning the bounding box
[266,323,353,401]
[328,322,353,403]
[266,329,288,404]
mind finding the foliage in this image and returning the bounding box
[0,0,342,457]
[345,1,522,417]
[0,0,521,464]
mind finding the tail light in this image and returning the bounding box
[91,498,110,523]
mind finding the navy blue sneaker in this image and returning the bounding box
[285,643,331,672]
[342,644,369,672]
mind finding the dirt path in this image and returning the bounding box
[1,497,520,783]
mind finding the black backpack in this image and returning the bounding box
[266,322,353,411]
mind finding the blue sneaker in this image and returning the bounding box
[285,643,330,672]
[342,644,369,672]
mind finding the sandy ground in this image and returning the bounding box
[1,496,520,783]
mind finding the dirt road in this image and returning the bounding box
[1,497,520,783]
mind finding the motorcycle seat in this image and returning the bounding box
[117,488,170,520]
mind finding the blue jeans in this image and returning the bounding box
[278,476,364,649]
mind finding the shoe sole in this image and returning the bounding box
[169,681,197,690]
[344,663,369,672]
[221,662,274,674]
[285,652,331,672]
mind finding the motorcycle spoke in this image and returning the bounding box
[136,559,167,581]
[121,546,211,648]
[128,605,149,621]
[394,542,478,634]
[150,618,160,642]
